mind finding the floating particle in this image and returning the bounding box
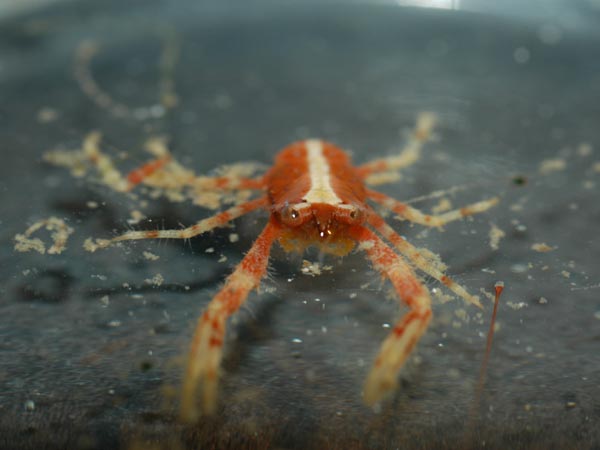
[539,158,566,174]
[489,223,505,250]
[14,217,74,255]
[531,243,555,253]
[145,273,164,287]
[143,251,160,261]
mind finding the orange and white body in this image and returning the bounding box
[66,113,498,421]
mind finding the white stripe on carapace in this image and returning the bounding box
[303,139,343,205]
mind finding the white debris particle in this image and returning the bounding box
[583,180,595,190]
[506,301,528,310]
[228,233,239,243]
[100,295,110,307]
[510,263,529,274]
[431,198,452,214]
[108,320,122,327]
[301,260,333,277]
[349,292,357,299]
[291,338,303,344]
[539,158,566,174]
[145,273,164,287]
[593,162,600,173]
[454,308,470,323]
[143,251,160,261]
[488,223,505,250]
[14,216,74,255]
[531,242,556,253]
[561,271,571,278]
[127,210,146,225]
[382,323,391,328]
[205,247,215,253]
[86,201,99,209]
[92,274,108,281]
[577,143,592,157]
[37,107,59,123]
[433,288,453,304]
[218,254,227,263]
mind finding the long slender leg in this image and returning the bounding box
[348,225,432,405]
[44,133,265,195]
[84,196,268,252]
[126,138,265,191]
[180,218,281,421]
[368,212,481,307]
[367,189,499,228]
[356,112,436,183]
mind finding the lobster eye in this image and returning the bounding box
[339,205,364,224]
[281,205,304,226]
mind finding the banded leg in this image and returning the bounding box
[349,225,432,405]
[126,138,265,192]
[356,112,436,184]
[367,189,499,227]
[84,196,268,252]
[368,213,481,307]
[180,218,281,421]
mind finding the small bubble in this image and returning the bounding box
[24,400,35,411]
[513,47,530,64]
[292,338,303,344]
[108,320,122,328]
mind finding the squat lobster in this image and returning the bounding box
[54,113,498,422]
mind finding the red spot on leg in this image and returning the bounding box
[211,318,221,331]
[440,275,453,287]
[127,158,170,187]
[393,324,406,337]
[209,337,223,347]
[146,231,159,238]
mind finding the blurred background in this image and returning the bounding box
[0,1,599,449]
